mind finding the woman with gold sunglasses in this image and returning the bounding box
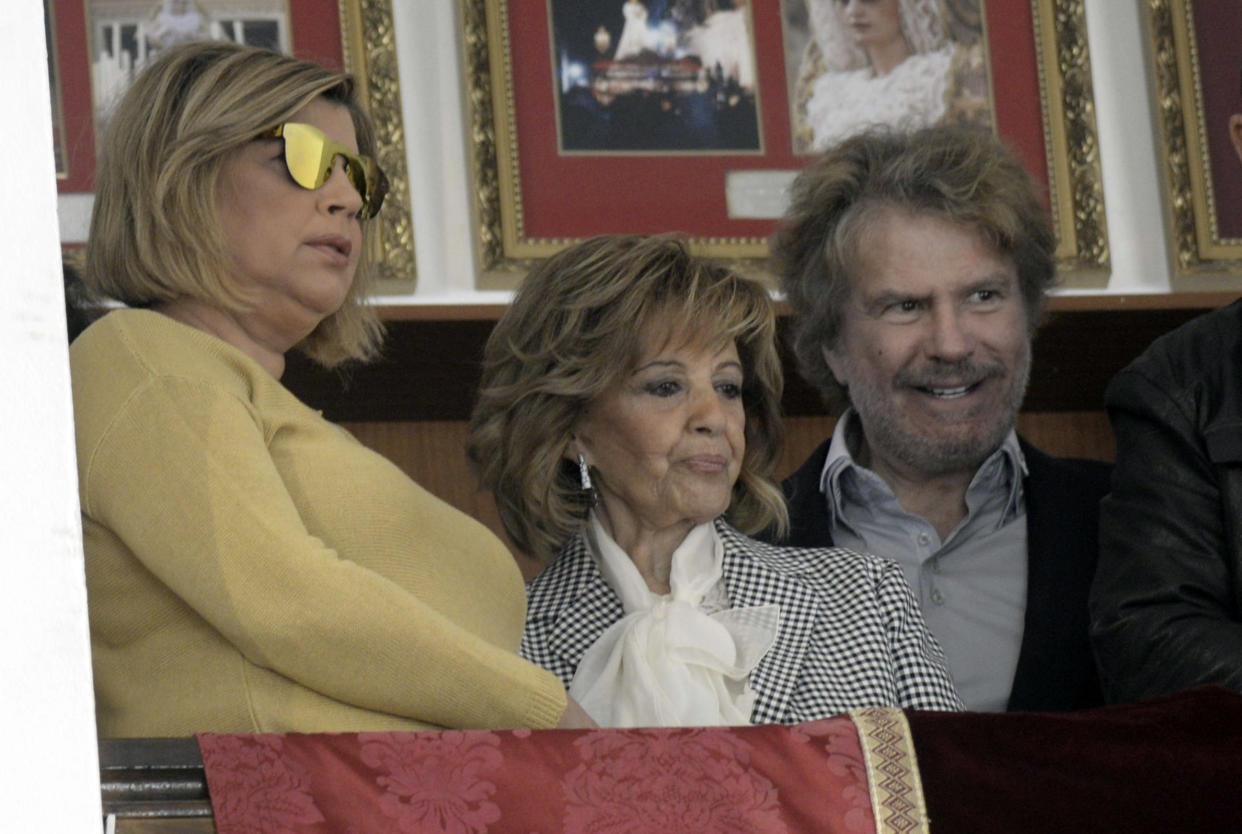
[71,41,590,735]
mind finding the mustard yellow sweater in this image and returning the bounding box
[71,309,565,736]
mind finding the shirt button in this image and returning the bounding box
[930,588,945,605]
[931,559,940,574]
[917,532,931,546]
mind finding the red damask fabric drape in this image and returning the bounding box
[199,710,924,834]
[198,688,1242,833]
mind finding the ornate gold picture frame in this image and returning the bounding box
[1146,0,1242,287]
[339,0,416,293]
[463,0,1108,288]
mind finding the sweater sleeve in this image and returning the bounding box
[80,375,566,730]
[875,561,965,711]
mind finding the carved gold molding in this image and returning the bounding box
[1146,0,1242,285]
[463,0,527,276]
[341,0,417,293]
[466,0,1108,286]
[1033,0,1109,284]
[1148,0,1195,270]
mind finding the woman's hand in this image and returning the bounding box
[556,695,597,729]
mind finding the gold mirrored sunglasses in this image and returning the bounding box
[265,121,388,220]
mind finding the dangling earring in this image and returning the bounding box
[577,453,592,490]
[577,453,597,508]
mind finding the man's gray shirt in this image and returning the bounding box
[819,410,1028,711]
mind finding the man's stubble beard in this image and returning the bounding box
[844,341,1032,479]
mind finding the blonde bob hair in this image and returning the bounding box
[85,40,383,366]
[468,234,788,562]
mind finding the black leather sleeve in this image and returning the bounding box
[1092,362,1242,703]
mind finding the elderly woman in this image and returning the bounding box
[468,235,961,726]
[792,0,989,153]
[71,41,588,735]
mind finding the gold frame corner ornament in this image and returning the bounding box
[340,0,417,294]
[464,0,539,282]
[1146,0,1242,287]
[465,0,1109,288]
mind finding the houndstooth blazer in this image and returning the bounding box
[521,519,963,724]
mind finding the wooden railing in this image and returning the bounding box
[94,687,1242,834]
[99,738,213,833]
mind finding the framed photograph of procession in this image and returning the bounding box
[48,0,417,292]
[463,0,1109,289]
[1146,0,1242,287]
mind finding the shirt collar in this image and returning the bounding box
[819,409,1027,529]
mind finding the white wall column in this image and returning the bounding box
[2,3,101,829]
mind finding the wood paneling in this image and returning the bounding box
[779,411,1115,477]
[345,410,1115,580]
[284,304,1229,423]
[313,302,1189,576]
[779,416,838,479]
[1015,411,1115,461]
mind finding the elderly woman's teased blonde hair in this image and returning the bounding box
[468,234,788,561]
[86,40,383,366]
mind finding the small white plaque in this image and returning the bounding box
[724,170,801,219]
[57,193,94,243]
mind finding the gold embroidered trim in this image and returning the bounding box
[848,707,929,834]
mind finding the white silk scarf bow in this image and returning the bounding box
[569,516,779,727]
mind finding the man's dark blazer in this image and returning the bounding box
[772,437,1111,712]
